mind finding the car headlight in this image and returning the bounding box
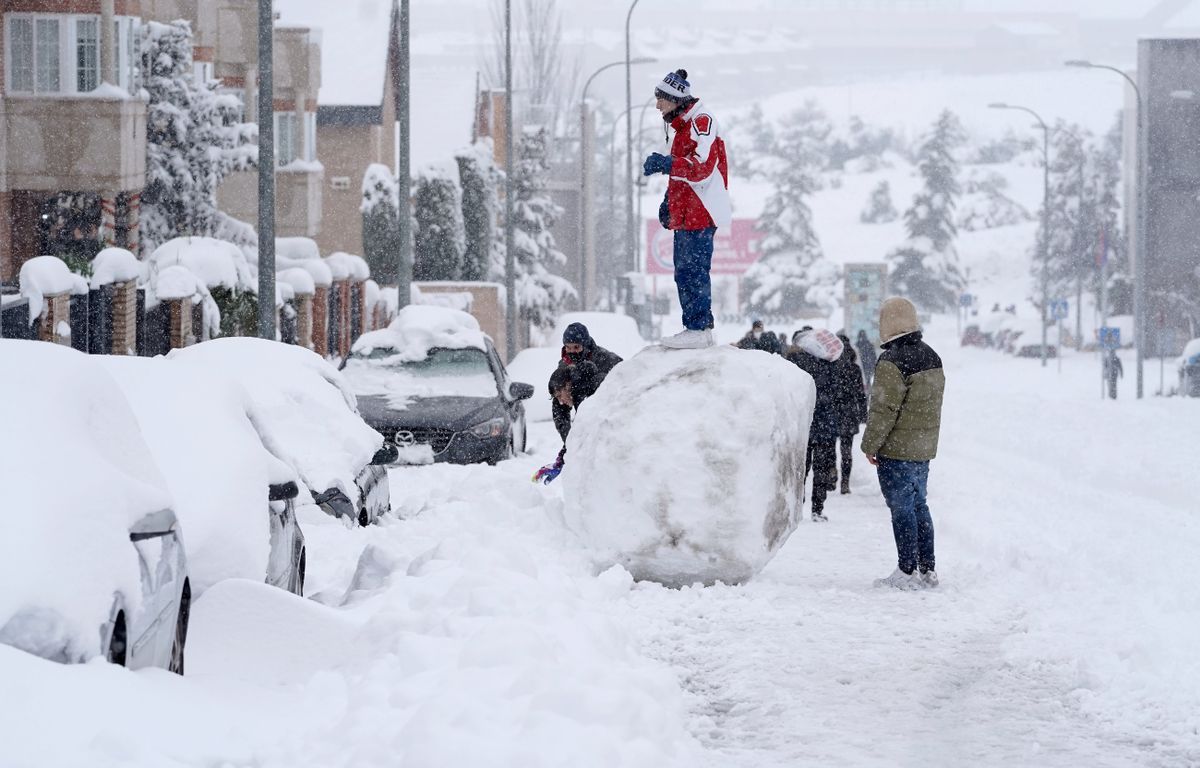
[469,417,506,439]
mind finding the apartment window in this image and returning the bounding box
[193,61,214,85]
[275,112,296,167]
[305,112,317,162]
[8,18,34,92]
[76,18,99,92]
[35,18,60,92]
[6,16,62,94]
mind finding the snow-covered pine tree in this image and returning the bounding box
[860,180,899,224]
[361,164,403,284]
[1034,122,1091,309]
[455,142,501,282]
[412,165,466,282]
[742,103,838,318]
[510,125,575,331]
[957,170,1031,231]
[141,20,256,256]
[1089,116,1130,314]
[886,109,967,312]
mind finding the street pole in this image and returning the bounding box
[1066,60,1145,398]
[504,0,516,360]
[989,102,1051,367]
[580,58,654,311]
[624,0,643,276]
[396,0,411,311]
[256,0,276,340]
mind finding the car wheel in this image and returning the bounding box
[168,581,190,676]
[358,507,370,527]
[298,548,307,596]
[106,612,127,667]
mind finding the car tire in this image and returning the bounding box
[106,612,127,667]
[168,581,190,676]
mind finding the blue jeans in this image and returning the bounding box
[673,227,716,331]
[876,458,935,574]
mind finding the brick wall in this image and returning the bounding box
[37,293,72,345]
[312,286,329,356]
[111,280,137,354]
[169,298,191,349]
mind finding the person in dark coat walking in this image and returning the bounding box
[551,323,622,443]
[787,329,844,521]
[832,333,868,494]
[736,319,766,350]
[855,330,878,388]
[535,361,605,484]
[1103,349,1123,399]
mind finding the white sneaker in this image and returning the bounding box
[918,570,939,588]
[660,329,715,349]
[873,568,921,590]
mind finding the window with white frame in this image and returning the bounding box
[305,112,317,162]
[275,112,297,167]
[5,14,139,95]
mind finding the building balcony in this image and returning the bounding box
[3,94,146,192]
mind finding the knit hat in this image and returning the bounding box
[879,297,920,344]
[655,69,691,103]
[562,322,592,346]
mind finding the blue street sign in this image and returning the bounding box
[1051,299,1069,320]
[959,293,973,308]
[1099,326,1121,349]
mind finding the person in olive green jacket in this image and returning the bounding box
[861,297,945,590]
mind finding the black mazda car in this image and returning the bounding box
[343,338,535,465]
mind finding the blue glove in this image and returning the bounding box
[533,464,562,485]
[643,153,672,176]
[658,193,671,229]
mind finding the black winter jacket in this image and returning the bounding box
[832,346,868,437]
[787,349,841,444]
[552,343,622,441]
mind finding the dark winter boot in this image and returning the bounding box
[840,477,851,495]
[811,507,828,522]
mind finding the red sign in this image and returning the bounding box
[645,218,765,276]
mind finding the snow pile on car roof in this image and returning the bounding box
[169,338,381,500]
[99,356,294,596]
[0,342,171,662]
[352,304,488,362]
[563,345,815,586]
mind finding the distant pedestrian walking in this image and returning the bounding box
[787,329,844,522]
[1104,349,1123,400]
[855,330,878,388]
[832,333,868,495]
[862,298,945,590]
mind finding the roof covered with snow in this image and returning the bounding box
[276,0,394,108]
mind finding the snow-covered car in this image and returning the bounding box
[1178,338,1200,397]
[99,356,308,596]
[0,342,190,672]
[343,305,535,465]
[170,338,394,527]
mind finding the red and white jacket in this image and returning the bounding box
[665,100,731,231]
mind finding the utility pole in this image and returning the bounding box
[504,0,516,360]
[396,0,412,310]
[624,0,643,276]
[256,0,276,340]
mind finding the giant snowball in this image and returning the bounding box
[561,345,815,587]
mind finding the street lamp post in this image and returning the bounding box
[1066,59,1145,398]
[625,0,644,277]
[990,102,1052,367]
[256,0,276,340]
[504,0,516,360]
[580,57,654,310]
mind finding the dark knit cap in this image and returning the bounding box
[562,322,592,346]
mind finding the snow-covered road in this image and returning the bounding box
[3,325,1198,768]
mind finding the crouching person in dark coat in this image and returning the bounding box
[551,322,623,444]
[534,362,603,484]
[786,329,845,521]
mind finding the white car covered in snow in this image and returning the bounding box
[0,342,190,672]
[99,355,308,596]
[170,338,394,526]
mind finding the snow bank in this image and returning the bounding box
[0,342,170,662]
[149,236,255,293]
[551,311,651,360]
[18,256,89,324]
[99,357,289,596]
[352,304,488,362]
[564,346,815,586]
[169,338,381,500]
[278,267,316,296]
[89,247,143,289]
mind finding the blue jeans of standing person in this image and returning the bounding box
[673,227,716,331]
[877,458,935,574]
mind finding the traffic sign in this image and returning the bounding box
[1051,299,1069,321]
[959,293,973,308]
[1099,326,1121,349]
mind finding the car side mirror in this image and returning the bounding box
[268,480,299,501]
[509,382,535,401]
[371,443,399,465]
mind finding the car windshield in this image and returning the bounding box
[344,347,499,406]
[350,347,492,377]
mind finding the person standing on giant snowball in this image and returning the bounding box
[861,297,945,590]
[642,68,731,350]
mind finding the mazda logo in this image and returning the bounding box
[393,430,416,448]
